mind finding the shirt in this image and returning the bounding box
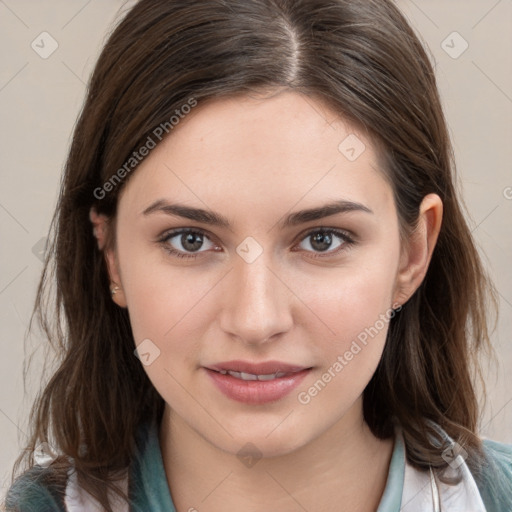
[5,419,512,511]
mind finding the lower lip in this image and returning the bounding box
[204,368,312,405]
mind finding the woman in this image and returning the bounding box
[5,0,512,510]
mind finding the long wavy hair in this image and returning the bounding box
[8,0,498,509]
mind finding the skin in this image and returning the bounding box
[91,90,442,512]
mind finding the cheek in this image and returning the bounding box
[116,240,222,375]
[293,250,398,401]
[117,235,196,335]
[298,256,398,344]
[125,271,216,345]
[294,295,393,416]
[118,247,218,409]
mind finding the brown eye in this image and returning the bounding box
[297,229,354,256]
[180,232,205,252]
[159,229,217,259]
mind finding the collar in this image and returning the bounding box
[382,426,487,512]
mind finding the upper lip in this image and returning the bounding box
[205,360,311,375]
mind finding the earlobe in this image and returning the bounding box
[109,281,127,308]
[104,245,128,309]
[393,194,443,306]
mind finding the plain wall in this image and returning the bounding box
[1,0,511,499]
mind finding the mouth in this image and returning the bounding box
[203,360,313,404]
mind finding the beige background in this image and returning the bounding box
[1,0,511,499]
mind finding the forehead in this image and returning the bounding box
[118,91,394,219]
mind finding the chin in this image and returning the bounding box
[210,422,313,460]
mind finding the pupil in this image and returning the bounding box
[311,232,332,252]
[182,233,203,252]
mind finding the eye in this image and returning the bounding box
[158,229,218,259]
[295,228,354,257]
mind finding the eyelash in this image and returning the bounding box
[157,227,356,260]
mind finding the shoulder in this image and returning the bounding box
[4,466,66,512]
[474,438,512,512]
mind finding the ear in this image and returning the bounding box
[393,194,443,307]
[89,207,127,308]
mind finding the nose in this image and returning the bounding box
[218,254,293,346]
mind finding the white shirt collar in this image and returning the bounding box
[398,426,487,512]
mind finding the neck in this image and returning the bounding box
[159,400,394,512]
[160,402,393,512]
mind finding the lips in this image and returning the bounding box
[204,360,313,404]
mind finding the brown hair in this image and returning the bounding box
[8,0,498,509]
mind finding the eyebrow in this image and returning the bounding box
[142,199,373,229]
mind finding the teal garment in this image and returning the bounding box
[4,465,66,512]
[5,420,512,511]
[476,438,512,511]
[376,430,405,511]
[129,418,176,511]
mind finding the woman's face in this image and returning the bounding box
[108,90,408,456]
